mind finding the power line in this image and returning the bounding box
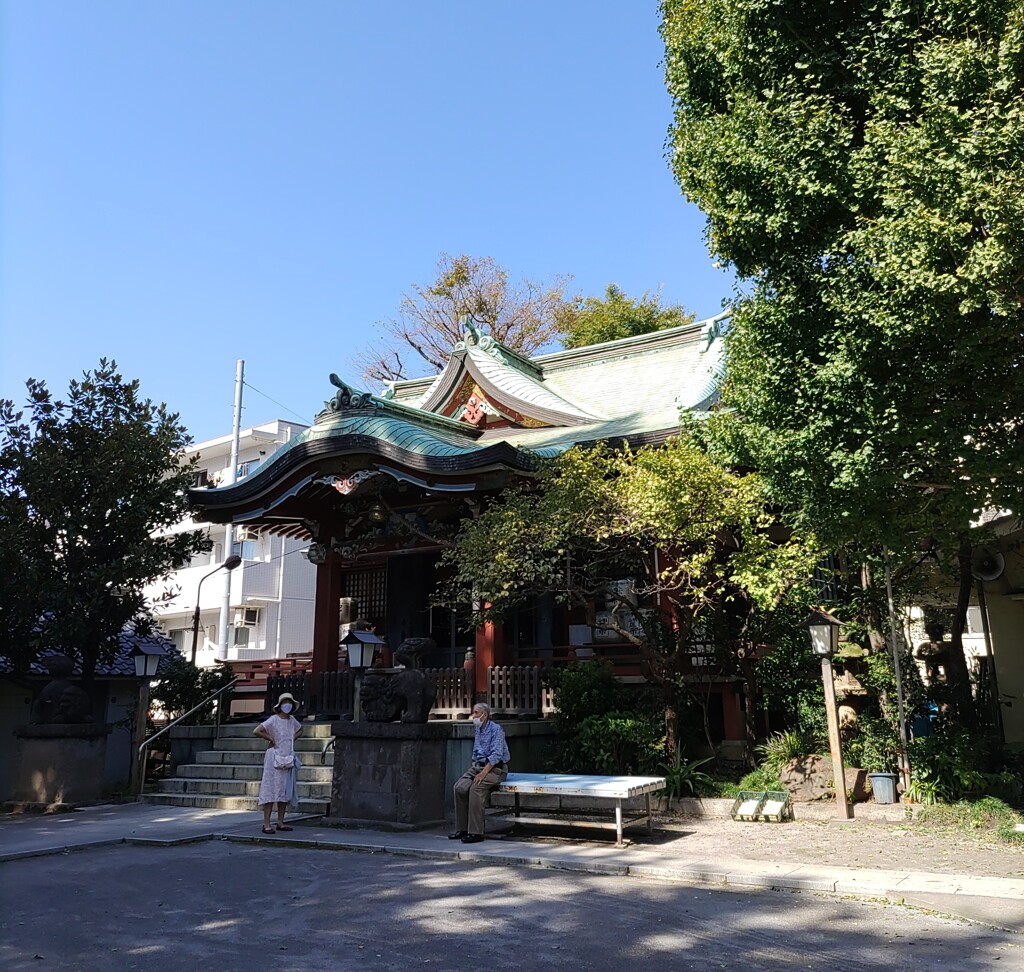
[242,380,313,426]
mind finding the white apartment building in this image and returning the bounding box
[148,420,317,667]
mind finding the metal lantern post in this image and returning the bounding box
[189,554,243,664]
[131,643,168,795]
[341,629,385,722]
[804,609,854,820]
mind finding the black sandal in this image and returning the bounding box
[261,826,276,835]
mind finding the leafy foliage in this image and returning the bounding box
[443,438,820,754]
[661,752,716,802]
[556,284,695,349]
[150,656,235,724]
[660,0,1024,709]
[0,361,209,680]
[756,730,814,773]
[571,712,665,776]
[358,253,571,382]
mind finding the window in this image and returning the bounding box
[233,627,250,647]
[232,539,258,560]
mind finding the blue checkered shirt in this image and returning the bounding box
[472,719,510,766]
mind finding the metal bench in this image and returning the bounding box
[490,773,666,847]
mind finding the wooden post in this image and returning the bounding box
[312,556,342,673]
[821,656,853,819]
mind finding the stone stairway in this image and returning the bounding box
[143,722,334,815]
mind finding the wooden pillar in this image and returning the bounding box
[473,619,506,698]
[822,656,854,819]
[312,556,343,674]
[721,684,744,741]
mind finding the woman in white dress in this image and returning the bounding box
[254,692,303,834]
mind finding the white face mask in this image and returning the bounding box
[472,716,482,729]
[280,703,293,714]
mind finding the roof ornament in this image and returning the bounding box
[702,310,730,352]
[323,374,375,415]
[380,380,397,400]
[453,314,507,365]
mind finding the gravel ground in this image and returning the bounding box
[513,813,1024,879]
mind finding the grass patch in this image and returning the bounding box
[916,796,1024,845]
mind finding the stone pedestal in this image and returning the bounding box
[327,722,451,830]
[13,724,112,806]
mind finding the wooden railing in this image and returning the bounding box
[263,665,555,721]
[424,667,473,719]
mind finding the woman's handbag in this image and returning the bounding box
[273,752,295,770]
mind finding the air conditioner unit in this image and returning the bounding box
[233,607,260,628]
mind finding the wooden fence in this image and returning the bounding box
[264,665,554,721]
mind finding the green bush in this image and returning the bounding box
[150,656,235,724]
[546,660,629,733]
[718,765,785,797]
[565,711,664,776]
[757,730,812,773]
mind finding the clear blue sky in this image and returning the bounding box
[0,2,731,443]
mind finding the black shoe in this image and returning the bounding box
[448,831,468,840]
[461,834,484,844]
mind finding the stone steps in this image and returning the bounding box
[156,777,330,799]
[142,721,336,815]
[143,792,330,814]
[176,763,334,783]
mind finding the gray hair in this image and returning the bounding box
[472,702,491,716]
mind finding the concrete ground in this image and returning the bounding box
[1,802,1023,936]
[2,841,1021,971]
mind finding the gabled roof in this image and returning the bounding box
[190,312,728,521]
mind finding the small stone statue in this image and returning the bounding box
[30,655,94,725]
[362,638,437,723]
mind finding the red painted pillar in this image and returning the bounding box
[721,684,744,740]
[311,556,342,674]
[473,619,506,699]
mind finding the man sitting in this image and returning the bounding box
[449,702,509,844]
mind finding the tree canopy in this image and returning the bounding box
[661,0,1024,545]
[556,284,695,349]
[358,253,571,383]
[0,361,209,680]
[661,1,1024,697]
[441,438,819,751]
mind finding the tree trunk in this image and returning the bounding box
[947,537,977,722]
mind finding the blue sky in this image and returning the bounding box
[0,2,731,443]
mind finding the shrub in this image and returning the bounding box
[150,656,235,724]
[757,730,812,773]
[546,660,629,734]
[565,712,664,776]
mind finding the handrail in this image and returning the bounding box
[136,677,239,794]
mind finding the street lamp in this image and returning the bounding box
[341,629,384,722]
[130,641,168,795]
[190,554,243,664]
[804,609,854,820]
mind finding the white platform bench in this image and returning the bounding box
[489,773,666,847]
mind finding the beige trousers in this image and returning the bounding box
[453,764,508,834]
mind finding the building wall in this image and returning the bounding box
[984,592,1024,747]
[147,419,317,666]
[0,681,33,800]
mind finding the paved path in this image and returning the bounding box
[1,803,1022,933]
[2,841,1021,971]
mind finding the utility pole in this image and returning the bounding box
[216,359,244,661]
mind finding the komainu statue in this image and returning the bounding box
[30,655,94,725]
[362,638,437,723]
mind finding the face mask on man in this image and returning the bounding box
[471,716,482,729]
[280,703,294,714]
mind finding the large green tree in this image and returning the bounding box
[0,361,210,683]
[661,1,1024,693]
[441,439,818,754]
[556,284,695,349]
